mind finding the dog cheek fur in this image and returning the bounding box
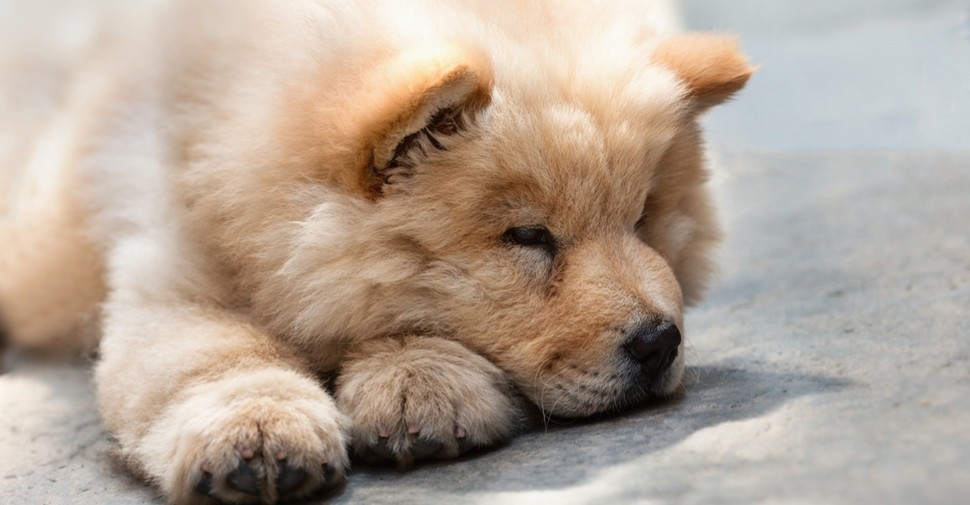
[638,120,723,306]
[253,196,482,370]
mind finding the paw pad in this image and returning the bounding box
[275,464,307,495]
[226,461,260,497]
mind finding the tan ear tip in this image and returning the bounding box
[420,45,494,109]
[452,48,495,107]
[652,32,756,106]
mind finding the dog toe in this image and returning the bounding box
[194,471,214,496]
[321,462,339,485]
[411,438,443,459]
[275,464,307,495]
[226,461,261,497]
[371,436,396,459]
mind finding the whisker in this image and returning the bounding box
[536,364,574,428]
[532,358,552,430]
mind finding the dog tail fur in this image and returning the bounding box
[0,191,105,355]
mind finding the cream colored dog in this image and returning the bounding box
[0,0,752,503]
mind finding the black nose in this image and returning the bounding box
[624,323,682,378]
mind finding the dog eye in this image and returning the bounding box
[505,226,553,248]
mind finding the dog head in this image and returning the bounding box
[246,33,752,417]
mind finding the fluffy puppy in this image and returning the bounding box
[0,0,752,503]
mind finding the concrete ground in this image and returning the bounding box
[3,1,969,503]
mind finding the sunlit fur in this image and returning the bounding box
[0,0,751,503]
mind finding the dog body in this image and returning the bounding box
[0,1,751,503]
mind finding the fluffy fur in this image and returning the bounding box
[0,0,752,503]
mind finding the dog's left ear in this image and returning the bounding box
[359,44,493,195]
[652,34,755,112]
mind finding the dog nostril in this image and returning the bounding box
[624,323,682,378]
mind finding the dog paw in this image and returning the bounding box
[147,369,349,504]
[336,337,522,467]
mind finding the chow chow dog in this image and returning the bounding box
[0,0,752,502]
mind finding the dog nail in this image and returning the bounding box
[408,423,421,434]
[240,447,254,459]
[378,427,390,438]
[319,454,329,465]
[275,449,287,460]
[455,426,467,439]
[200,461,212,473]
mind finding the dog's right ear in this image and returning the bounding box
[352,44,493,196]
[652,34,755,112]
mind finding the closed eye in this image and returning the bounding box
[504,226,556,254]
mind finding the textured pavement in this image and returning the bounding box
[3,1,970,504]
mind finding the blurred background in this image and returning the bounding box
[682,0,970,151]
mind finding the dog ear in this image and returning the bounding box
[652,34,755,111]
[358,44,493,195]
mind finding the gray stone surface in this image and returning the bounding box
[682,0,970,151]
[3,1,970,504]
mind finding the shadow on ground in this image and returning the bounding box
[1,347,848,504]
[322,365,849,503]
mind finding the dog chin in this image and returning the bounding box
[526,354,686,419]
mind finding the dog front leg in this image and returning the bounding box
[336,336,524,467]
[96,300,348,505]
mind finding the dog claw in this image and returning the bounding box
[226,461,260,496]
[276,464,306,495]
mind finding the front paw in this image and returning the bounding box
[144,369,349,504]
[336,337,522,467]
